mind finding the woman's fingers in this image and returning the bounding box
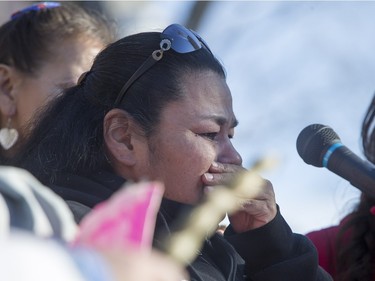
[202,162,277,232]
[202,162,246,186]
[229,179,277,232]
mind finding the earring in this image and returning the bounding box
[0,118,19,150]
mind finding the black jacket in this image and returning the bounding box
[49,171,333,281]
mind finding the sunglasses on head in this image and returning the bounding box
[11,2,61,20]
[114,23,212,106]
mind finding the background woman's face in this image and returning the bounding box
[141,70,242,204]
[11,36,103,133]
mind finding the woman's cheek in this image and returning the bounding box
[192,142,216,169]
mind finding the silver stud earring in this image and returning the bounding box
[0,118,19,150]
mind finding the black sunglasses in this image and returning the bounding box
[11,2,61,20]
[114,23,212,106]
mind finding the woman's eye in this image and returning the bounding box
[200,132,218,140]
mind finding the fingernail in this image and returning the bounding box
[211,162,218,168]
[204,173,213,181]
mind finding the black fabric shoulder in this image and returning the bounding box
[66,200,91,224]
[49,171,125,209]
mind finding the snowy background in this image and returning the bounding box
[3,1,375,234]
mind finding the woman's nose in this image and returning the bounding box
[218,140,242,166]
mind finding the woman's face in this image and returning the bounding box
[9,36,103,133]
[135,71,242,204]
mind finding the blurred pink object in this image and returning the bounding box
[74,181,164,251]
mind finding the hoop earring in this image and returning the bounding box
[0,118,19,150]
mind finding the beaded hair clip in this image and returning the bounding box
[11,2,61,20]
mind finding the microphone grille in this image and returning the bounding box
[296,124,341,167]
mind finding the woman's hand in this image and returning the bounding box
[202,162,277,233]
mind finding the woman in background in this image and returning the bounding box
[307,94,375,281]
[0,1,116,162]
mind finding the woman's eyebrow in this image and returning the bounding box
[199,114,239,128]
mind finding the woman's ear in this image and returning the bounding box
[103,108,137,166]
[0,64,16,118]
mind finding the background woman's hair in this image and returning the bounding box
[0,2,117,75]
[362,94,375,164]
[16,30,226,185]
[335,194,375,281]
[335,93,375,281]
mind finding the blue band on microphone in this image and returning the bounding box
[322,142,343,168]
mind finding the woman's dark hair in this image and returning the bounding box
[15,29,226,185]
[335,94,375,281]
[0,2,116,75]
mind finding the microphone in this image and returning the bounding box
[296,123,375,199]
